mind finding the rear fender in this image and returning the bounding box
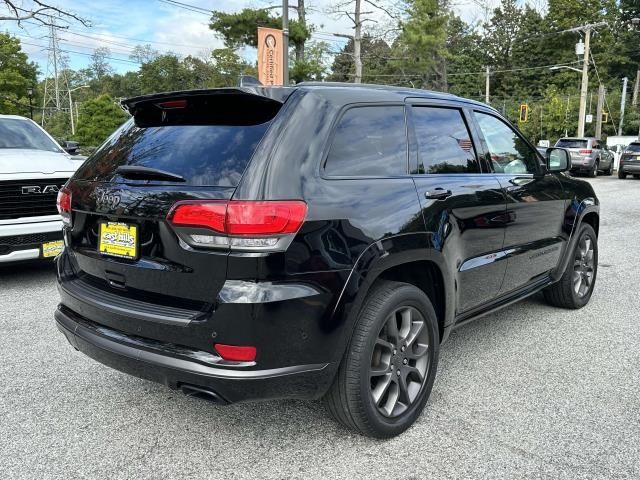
[325,232,454,363]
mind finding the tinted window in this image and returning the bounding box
[411,107,479,174]
[0,118,63,153]
[626,143,640,152]
[556,139,588,149]
[325,106,407,176]
[75,119,271,186]
[474,112,538,174]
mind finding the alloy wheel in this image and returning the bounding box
[369,306,431,418]
[573,234,595,298]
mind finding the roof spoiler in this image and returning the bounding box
[121,88,293,127]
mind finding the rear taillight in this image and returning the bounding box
[56,187,72,226]
[168,200,307,252]
[214,344,257,362]
[579,149,593,154]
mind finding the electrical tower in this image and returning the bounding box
[41,21,72,129]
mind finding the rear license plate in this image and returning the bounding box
[42,240,64,258]
[98,222,138,259]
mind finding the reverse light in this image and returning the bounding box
[56,187,72,226]
[214,344,257,362]
[168,200,307,252]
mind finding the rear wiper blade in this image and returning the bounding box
[116,165,185,182]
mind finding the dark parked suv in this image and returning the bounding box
[55,84,600,438]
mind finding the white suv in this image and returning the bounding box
[0,115,84,264]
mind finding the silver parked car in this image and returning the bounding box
[555,137,614,177]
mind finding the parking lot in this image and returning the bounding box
[0,175,638,479]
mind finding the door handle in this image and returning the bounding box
[425,188,452,200]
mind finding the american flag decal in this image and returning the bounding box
[457,138,473,152]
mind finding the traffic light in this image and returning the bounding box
[519,104,529,123]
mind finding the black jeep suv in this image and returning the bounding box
[55,84,599,438]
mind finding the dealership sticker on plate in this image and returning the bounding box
[42,240,64,258]
[98,222,138,259]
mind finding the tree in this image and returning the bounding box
[0,33,37,116]
[74,94,128,147]
[138,54,187,94]
[129,44,160,64]
[90,47,113,81]
[447,15,484,98]
[394,0,449,90]
[209,48,256,86]
[0,0,88,25]
[291,41,330,82]
[209,6,312,80]
[329,35,393,83]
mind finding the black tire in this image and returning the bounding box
[324,280,439,438]
[604,163,612,175]
[634,175,640,179]
[543,223,597,309]
[618,169,627,179]
[588,160,598,178]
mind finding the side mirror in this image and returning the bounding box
[60,140,80,155]
[546,147,570,173]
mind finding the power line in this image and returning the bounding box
[156,0,212,15]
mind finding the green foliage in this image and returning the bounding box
[0,33,37,116]
[395,0,449,89]
[209,8,309,49]
[210,9,280,49]
[74,94,128,147]
[329,35,394,83]
[289,41,330,82]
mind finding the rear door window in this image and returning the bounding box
[324,106,407,177]
[410,106,479,174]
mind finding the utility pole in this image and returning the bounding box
[570,22,606,137]
[282,0,289,85]
[595,84,605,139]
[619,77,628,134]
[633,68,639,106]
[485,66,490,104]
[353,0,362,84]
[577,28,591,137]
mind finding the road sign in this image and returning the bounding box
[586,114,593,123]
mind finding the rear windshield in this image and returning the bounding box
[0,118,63,153]
[625,143,640,153]
[74,118,271,186]
[556,139,588,149]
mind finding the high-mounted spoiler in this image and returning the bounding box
[121,87,294,127]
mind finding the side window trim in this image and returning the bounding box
[472,109,542,176]
[406,102,484,175]
[320,102,410,179]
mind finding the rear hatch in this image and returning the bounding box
[556,138,590,164]
[622,142,640,163]
[60,89,287,340]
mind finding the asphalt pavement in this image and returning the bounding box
[1,175,638,479]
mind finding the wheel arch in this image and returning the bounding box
[329,234,455,356]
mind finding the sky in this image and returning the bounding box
[0,0,504,76]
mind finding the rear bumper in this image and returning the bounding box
[620,163,640,173]
[55,305,335,403]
